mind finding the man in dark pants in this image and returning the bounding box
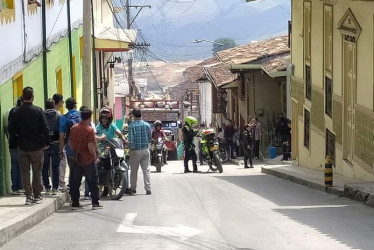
[59,98,81,198]
[69,108,102,210]
[4,97,24,195]
[8,87,50,205]
[182,116,199,173]
[42,99,61,195]
[224,120,235,159]
[242,124,253,168]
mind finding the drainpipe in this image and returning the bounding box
[67,0,74,97]
[42,0,48,100]
[91,0,98,113]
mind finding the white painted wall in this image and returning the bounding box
[0,1,83,73]
[199,81,212,126]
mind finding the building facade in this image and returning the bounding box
[291,0,374,181]
[0,0,134,195]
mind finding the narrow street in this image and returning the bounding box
[3,161,374,250]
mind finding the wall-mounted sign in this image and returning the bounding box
[212,87,227,114]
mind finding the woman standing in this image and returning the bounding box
[249,117,261,159]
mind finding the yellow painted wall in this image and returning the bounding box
[291,0,304,79]
[291,0,374,181]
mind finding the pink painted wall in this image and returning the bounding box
[115,97,123,120]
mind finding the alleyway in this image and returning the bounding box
[3,161,374,250]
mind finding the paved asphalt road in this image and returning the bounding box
[3,160,374,250]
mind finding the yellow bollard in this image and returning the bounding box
[324,156,333,187]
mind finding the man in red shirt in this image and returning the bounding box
[69,108,102,210]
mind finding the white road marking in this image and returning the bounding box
[278,205,348,209]
[117,213,202,240]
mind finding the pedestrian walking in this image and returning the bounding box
[59,98,81,195]
[249,117,262,159]
[128,107,152,195]
[224,120,235,159]
[69,108,102,210]
[182,116,199,173]
[42,99,61,195]
[4,97,24,195]
[8,87,50,205]
[241,124,253,168]
[52,93,67,192]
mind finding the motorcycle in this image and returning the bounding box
[99,138,129,200]
[200,129,223,173]
[218,138,229,163]
[151,137,165,173]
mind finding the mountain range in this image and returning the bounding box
[114,0,291,62]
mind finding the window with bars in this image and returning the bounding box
[304,109,310,149]
[326,129,335,165]
[305,65,311,101]
[325,77,332,117]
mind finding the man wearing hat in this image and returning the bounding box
[59,97,81,193]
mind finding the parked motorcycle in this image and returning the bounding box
[201,129,223,173]
[218,138,229,163]
[151,137,165,173]
[99,138,129,200]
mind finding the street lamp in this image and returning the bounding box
[192,39,226,46]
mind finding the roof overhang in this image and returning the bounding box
[226,64,286,78]
[220,81,238,89]
[94,25,137,52]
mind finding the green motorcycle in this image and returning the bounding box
[200,129,223,173]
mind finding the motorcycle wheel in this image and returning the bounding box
[219,147,229,163]
[156,156,162,173]
[208,153,218,172]
[213,152,223,173]
[109,170,127,200]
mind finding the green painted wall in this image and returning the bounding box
[0,27,83,195]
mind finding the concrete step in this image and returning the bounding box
[0,192,69,247]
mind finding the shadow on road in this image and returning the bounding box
[215,175,374,250]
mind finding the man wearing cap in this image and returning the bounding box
[128,107,152,195]
[59,97,81,193]
[69,108,102,210]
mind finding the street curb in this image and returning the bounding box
[261,166,344,197]
[0,192,69,247]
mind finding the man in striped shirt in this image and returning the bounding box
[128,107,152,195]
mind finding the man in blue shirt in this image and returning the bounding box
[59,98,81,193]
[128,107,152,195]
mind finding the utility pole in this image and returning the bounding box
[82,0,92,107]
[123,1,151,96]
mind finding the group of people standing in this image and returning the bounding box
[6,86,153,209]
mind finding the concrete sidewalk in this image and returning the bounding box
[0,191,69,247]
[262,156,374,207]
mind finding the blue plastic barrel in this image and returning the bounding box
[269,146,277,159]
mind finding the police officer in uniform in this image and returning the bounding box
[182,116,199,173]
[242,124,254,168]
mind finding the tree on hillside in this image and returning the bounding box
[212,38,237,55]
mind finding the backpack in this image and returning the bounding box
[45,110,61,142]
[65,111,81,138]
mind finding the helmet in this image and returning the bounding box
[185,116,198,127]
[99,106,113,124]
[154,120,162,127]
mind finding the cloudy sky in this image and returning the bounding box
[113,0,291,61]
